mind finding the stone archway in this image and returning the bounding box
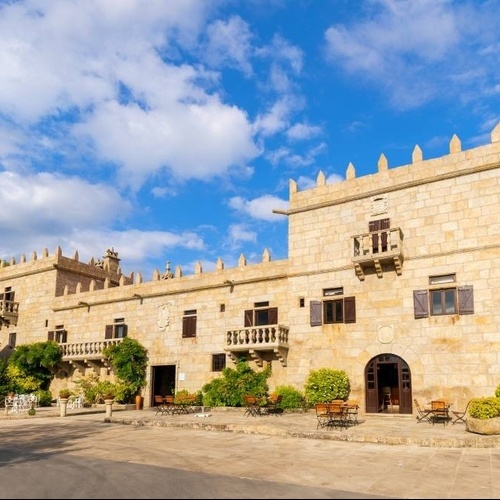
[365,353,412,414]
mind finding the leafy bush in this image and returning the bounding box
[8,341,61,390]
[174,389,201,405]
[304,368,350,405]
[6,364,40,394]
[495,385,500,398]
[469,397,500,419]
[202,358,270,407]
[74,373,120,404]
[273,385,307,411]
[103,338,148,403]
[35,389,53,407]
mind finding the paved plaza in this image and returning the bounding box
[1,405,500,498]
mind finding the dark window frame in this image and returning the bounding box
[105,318,128,339]
[212,353,226,372]
[182,310,197,338]
[310,297,356,326]
[244,305,278,327]
[8,332,16,348]
[413,284,474,318]
[48,325,67,343]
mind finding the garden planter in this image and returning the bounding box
[466,416,500,435]
[135,395,143,410]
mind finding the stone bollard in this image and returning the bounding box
[59,398,69,417]
[104,398,114,418]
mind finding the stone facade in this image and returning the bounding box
[1,124,499,414]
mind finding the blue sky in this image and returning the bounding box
[0,0,498,279]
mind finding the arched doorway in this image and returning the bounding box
[365,354,412,414]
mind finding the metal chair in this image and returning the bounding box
[243,395,261,417]
[315,402,330,429]
[414,399,432,423]
[327,402,349,429]
[451,400,470,425]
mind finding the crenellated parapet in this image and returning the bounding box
[279,122,500,212]
[1,242,280,298]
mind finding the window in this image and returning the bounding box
[105,318,128,339]
[48,325,67,343]
[299,298,305,307]
[244,302,278,327]
[310,295,356,326]
[369,218,390,253]
[413,280,473,318]
[0,287,15,312]
[8,332,16,348]
[220,304,225,313]
[212,353,226,372]
[182,309,197,338]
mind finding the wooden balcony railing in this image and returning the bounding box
[351,227,404,280]
[0,300,19,327]
[225,324,289,367]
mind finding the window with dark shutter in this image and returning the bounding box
[8,332,16,348]
[369,218,390,253]
[48,331,55,341]
[344,296,356,323]
[310,300,322,326]
[458,285,474,314]
[182,315,197,338]
[212,353,226,371]
[268,307,278,324]
[413,290,429,318]
[105,325,113,339]
[244,309,253,327]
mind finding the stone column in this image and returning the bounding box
[59,398,69,417]
[104,399,114,418]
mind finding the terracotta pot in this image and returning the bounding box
[135,395,144,410]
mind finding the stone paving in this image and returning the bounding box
[5,404,500,448]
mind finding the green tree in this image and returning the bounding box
[103,337,148,403]
[8,340,61,390]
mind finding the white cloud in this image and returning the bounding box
[0,0,260,190]
[204,15,254,76]
[323,0,499,109]
[228,195,289,221]
[228,223,257,245]
[286,123,322,141]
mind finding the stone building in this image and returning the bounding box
[1,123,499,415]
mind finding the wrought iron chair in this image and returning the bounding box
[414,399,432,423]
[327,401,349,429]
[243,395,261,417]
[315,402,330,429]
[451,400,470,425]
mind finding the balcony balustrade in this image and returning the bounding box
[225,324,289,367]
[59,338,123,369]
[0,300,19,327]
[352,227,404,280]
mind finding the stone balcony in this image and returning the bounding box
[351,227,404,280]
[0,300,19,327]
[225,325,289,367]
[59,338,123,370]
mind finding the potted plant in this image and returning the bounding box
[59,388,72,400]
